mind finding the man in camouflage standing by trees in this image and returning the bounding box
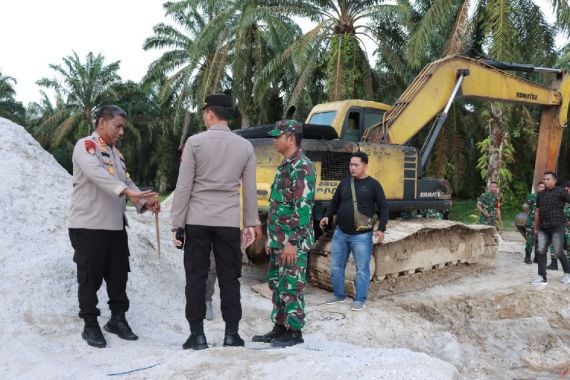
[252,120,316,348]
[523,182,545,264]
[477,181,502,227]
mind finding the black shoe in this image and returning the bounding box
[252,324,286,343]
[182,333,208,350]
[82,319,106,348]
[103,312,138,341]
[546,259,559,271]
[270,329,303,348]
[524,258,532,264]
[533,256,538,263]
[223,332,245,347]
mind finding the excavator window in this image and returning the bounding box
[363,109,383,131]
[307,111,337,126]
[343,110,361,142]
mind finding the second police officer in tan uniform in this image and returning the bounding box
[68,105,160,348]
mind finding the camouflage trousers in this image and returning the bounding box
[525,227,536,258]
[268,248,308,331]
[479,214,496,226]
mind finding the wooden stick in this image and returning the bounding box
[155,195,161,259]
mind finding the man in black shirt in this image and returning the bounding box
[531,172,570,285]
[319,151,389,310]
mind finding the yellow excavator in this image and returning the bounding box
[236,55,569,294]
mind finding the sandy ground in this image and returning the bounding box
[2,117,570,379]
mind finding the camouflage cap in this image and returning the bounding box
[268,119,303,137]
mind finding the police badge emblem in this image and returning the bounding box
[84,140,96,155]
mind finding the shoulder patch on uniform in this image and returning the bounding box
[84,140,96,155]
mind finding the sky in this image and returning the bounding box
[0,0,564,105]
[0,0,165,104]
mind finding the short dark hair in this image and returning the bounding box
[95,105,127,127]
[206,106,233,121]
[537,181,544,186]
[351,151,368,164]
[544,171,557,179]
[565,180,570,188]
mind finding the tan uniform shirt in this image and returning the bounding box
[69,132,144,230]
[171,124,258,228]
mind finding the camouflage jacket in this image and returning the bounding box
[525,192,538,228]
[267,149,316,251]
[478,191,499,216]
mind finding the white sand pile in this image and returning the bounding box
[0,117,456,379]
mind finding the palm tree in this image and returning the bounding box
[35,51,121,146]
[256,0,396,109]
[143,1,228,123]
[375,0,558,200]
[179,0,309,127]
[0,72,25,124]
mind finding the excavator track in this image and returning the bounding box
[308,219,499,297]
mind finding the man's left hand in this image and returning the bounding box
[281,242,297,266]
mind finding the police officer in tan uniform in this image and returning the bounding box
[68,105,160,348]
[171,94,258,350]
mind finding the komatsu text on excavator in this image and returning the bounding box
[236,55,569,295]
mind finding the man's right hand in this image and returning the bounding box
[123,188,157,205]
[319,217,329,230]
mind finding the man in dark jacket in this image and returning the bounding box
[319,151,389,311]
[530,172,570,285]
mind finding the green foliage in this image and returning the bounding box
[449,199,518,231]
[324,33,371,100]
[13,0,570,200]
[30,51,121,160]
[0,72,26,124]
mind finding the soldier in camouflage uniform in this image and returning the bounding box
[252,119,316,348]
[477,181,501,227]
[523,182,544,264]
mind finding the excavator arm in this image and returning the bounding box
[362,55,570,188]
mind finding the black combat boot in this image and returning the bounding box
[546,256,559,270]
[82,318,106,348]
[270,329,303,348]
[182,333,208,350]
[524,251,532,264]
[103,312,138,340]
[223,323,245,347]
[252,324,286,343]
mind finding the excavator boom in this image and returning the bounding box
[363,55,570,187]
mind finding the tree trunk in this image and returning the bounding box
[487,102,505,186]
[241,112,251,129]
[178,110,191,150]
